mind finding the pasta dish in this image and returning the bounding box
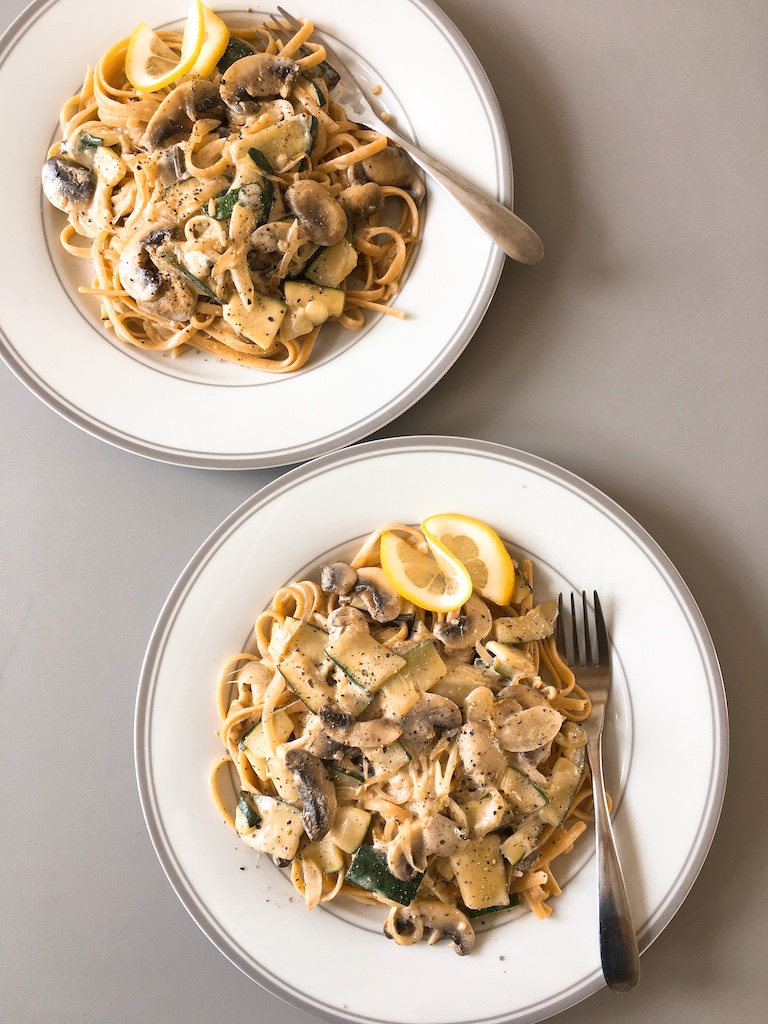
[41,5,422,372]
[211,516,595,955]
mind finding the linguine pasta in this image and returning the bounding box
[210,521,595,955]
[41,16,422,372]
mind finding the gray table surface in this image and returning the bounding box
[2,1,766,1022]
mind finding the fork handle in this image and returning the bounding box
[589,735,641,992]
[381,130,544,265]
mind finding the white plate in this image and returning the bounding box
[136,436,728,1024]
[0,0,509,469]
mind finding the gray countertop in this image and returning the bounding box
[1,1,766,1022]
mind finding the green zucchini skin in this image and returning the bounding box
[345,844,424,905]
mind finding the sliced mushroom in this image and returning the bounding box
[41,157,97,213]
[496,705,565,753]
[496,681,549,709]
[143,79,227,150]
[399,692,462,755]
[457,721,506,786]
[248,219,294,272]
[320,562,357,595]
[220,53,300,115]
[326,605,368,642]
[463,685,496,724]
[433,594,493,650]
[387,814,467,881]
[384,900,474,955]
[317,706,401,749]
[337,182,384,223]
[285,180,348,247]
[348,567,402,623]
[349,143,425,206]
[117,223,196,323]
[283,748,337,842]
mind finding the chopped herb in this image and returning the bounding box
[77,132,104,150]
[204,186,242,221]
[248,147,273,175]
[161,252,222,304]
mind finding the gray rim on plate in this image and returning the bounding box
[0,0,510,469]
[135,435,728,1024]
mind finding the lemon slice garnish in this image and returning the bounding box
[421,513,516,606]
[125,0,205,92]
[190,4,231,76]
[379,530,473,613]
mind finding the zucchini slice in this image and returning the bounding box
[500,765,549,815]
[326,806,372,855]
[501,745,586,866]
[365,741,410,775]
[235,791,261,831]
[238,710,294,780]
[305,237,358,287]
[283,280,345,323]
[377,639,447,716]
[325,631,406,694]
[246,113,318,172]
[238,793,304,861]
[278,621,335,713]
[221,290,287,349]
[492,601,559,644]
[345,844,424,905]
[450,835,510,912]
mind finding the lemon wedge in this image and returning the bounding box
[379,530,473,613]
[125,0,205,92]
[190,4,230,76]
[421,513,516,606]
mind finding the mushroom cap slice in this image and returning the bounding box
[349,144,425,206]
[143,79,226,150]
[283,748,337,842]
[285,180,348,247]
[117,223,196,323]
[496,705,565,753]
[432,594,493,650]
[220,53,300,114]
[41,157,96,213]
[317,706,402,749]
[349,567,402,623]
[384,899,475,955]
[320,561,358,596]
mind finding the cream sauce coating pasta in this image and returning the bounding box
[210,521,596,954]
[42,17,422,371]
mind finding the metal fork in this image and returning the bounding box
[272,8,544,265]
[558,592,641,992]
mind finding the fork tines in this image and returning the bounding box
[557,591,607,668]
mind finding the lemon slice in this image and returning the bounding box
[125,0,205,92]
[190,4,231,76]
[379,530,473,613]
[421,513,516,606]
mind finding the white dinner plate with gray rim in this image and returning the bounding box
[0,0,510,469]
[136,435,727,1024]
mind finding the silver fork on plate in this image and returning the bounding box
[272,7,544,265]
[558,592,641,992]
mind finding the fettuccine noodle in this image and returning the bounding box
[42,16,422,371]
[210,521,595,954]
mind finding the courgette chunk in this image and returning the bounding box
[326,631,406,694]
[345,844,424,905]
[217,36,255,73]
[246,113,318,172]
[492,601,559,644]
